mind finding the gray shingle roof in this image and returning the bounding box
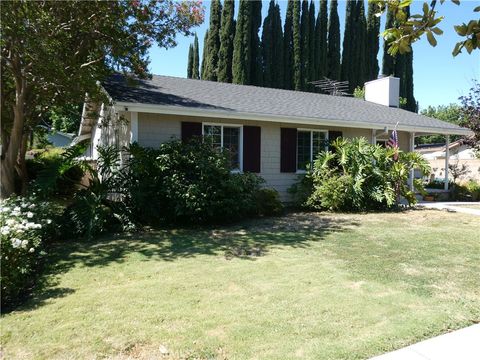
[103,74,469,135]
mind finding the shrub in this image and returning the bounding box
[465,180,480,201]
[451,180,480,201]
[255,188,284,216]
[123,139,263,224]
[0,195,57,307]
[27,147,84,198]
[290,137,431,211]
[64,146,134,239]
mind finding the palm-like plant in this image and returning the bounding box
[302,137,430,211]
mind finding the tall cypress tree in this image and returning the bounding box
[203,0,222,81]
[217,0,235,83]
[400,7,416,112]
[293,0,302,90]
[261,0,284,88]
[201,29,209,80]
[340,0,355,85]
[250,0,263,86]
[314,0,328,81]
[192,33,200,79]
[273,3,284,89]
[300,0,309,90]
[262,1,274,88]
[187,44,193,78]
[232,0,251,84]
[352,0,367,90]
[404,49,416,111]
[382,10,395,77]
[382,7,416,111]
[327,0,340,81]
[307,1,316,91]
[366,0,380,81]
[283,0,294,90]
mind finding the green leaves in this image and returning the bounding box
[427,31,437,46]
[297,137,431,211]
[453,20,480,55]
[374,0,478,56]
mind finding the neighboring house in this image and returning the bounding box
[77,75,470,200]
[47,131,75,148]
[38,125,75,148]
[417,141,480,182]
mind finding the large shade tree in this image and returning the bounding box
[0,0,204,198]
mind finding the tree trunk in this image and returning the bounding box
[0,73,26,199]
[18,132,30,195]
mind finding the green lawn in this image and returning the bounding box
[1,210,479,360]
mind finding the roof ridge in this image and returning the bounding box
[148,73,366,100]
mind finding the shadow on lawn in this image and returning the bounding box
[16,212,358,312]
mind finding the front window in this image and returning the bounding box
[203,124,242,170]
[297,130,328,171]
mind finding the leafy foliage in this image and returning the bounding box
[373,0,479,57]
[459,80,480,151]
[327,0,341,81]
[46,104,83,134]
[1,0,204,198]
[255,188,284,216]
[217,0,235,83]
[64,146,134,240]
[290,137,431,211]
[29,145,86,198]
[0,195,58,307]
[450,180,480,201]
[261,0,284,89]
[123,139,263,224]
[202,0,222,81]
[417,104,463,144]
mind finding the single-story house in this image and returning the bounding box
[77,75,471,200]
[417,141,480,182]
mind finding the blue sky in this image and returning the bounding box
[148,0,480,110]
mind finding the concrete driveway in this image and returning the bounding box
[370,324,480,360]
[417,202,480,216]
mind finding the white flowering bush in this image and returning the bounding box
[1,195,56,307]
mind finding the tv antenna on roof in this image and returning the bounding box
[310,77,351,96]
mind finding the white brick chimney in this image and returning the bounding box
[364,76,400,108]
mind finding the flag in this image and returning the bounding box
[387,129,399,161]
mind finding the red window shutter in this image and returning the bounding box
[181,122,202,142]
[328,131,343,151]
[280,128,297,173]
[243,126,261,173]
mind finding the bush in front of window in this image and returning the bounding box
[123,139,264,224]
[255,188,284,216]
[290,137,431,211]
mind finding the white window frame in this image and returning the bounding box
[296,128,329,173]
[202,122,243,172]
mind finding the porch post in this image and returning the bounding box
[130,111,138,143]
[409,132,415,190]
[444,135,450,191]
[371,129,376,145]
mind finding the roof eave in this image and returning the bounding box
[114,101,473,136]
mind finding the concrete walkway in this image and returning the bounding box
[370,324,480,360]
[417,201,480,216]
